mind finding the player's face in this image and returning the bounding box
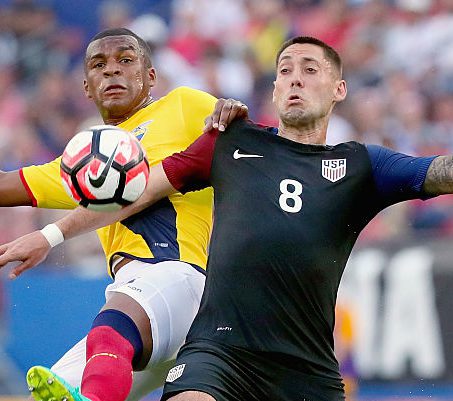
[273,43,346,127]
[84,35,156,123]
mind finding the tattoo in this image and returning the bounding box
[423,156,453,195]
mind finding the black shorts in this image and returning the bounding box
[161,340,345,401]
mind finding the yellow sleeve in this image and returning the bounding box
[178,87,217,142]
[21,156,78,209]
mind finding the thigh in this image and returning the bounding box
[106,260,205,365]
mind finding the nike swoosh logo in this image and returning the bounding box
[233,149,263,159]
[88,144,118,188]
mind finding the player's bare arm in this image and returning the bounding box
[203,98,248,133]
[0,170,33,206]
[0,163,175,279]
[423,156,453,195]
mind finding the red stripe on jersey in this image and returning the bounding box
[163,129,219,193]
[19,168,37,207]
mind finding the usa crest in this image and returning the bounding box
[322,159,346,182]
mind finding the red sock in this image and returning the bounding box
[81,326,134,401]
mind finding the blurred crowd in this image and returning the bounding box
[1,0,453,273]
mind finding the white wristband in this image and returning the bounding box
[40,224,65,248]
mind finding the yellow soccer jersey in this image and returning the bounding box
[21,87,216,276]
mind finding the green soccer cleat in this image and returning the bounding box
[26,365,91,401]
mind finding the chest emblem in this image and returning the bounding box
[322,159,346,182]
[131,120,154,140]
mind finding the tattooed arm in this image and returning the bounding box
[423,156,453,195]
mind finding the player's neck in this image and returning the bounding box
[102,96,154,126]
[278,124,327,145]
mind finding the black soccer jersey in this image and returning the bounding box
[163,119,435,385]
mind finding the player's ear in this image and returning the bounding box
[334,80,347,103]
[272,81,276,103]
[83,80,92,99]
[148,67,157,88]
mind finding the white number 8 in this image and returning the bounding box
[279,179,303,213]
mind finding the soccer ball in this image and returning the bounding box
[60,125,149,211]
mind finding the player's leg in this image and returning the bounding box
[110,260,205,368]
[27,336,172,401]
[27,293,145,401]
[81,260,206,401]
[28,259,205,401]
[32,304,168,401]
[25,338,86,401]
[80,292,149,401]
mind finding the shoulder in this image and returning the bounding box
[166,86,217,104]
[333,141,367,152]
[326,141,369,159]
[227,119,272,134]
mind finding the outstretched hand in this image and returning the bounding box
[203,98,249,133]
[0,231,51,279]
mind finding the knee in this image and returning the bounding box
[89,309,144,370]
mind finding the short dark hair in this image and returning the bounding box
[276,36,342,76]
[86,28,153,68]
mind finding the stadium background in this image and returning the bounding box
[1,0,453,399]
